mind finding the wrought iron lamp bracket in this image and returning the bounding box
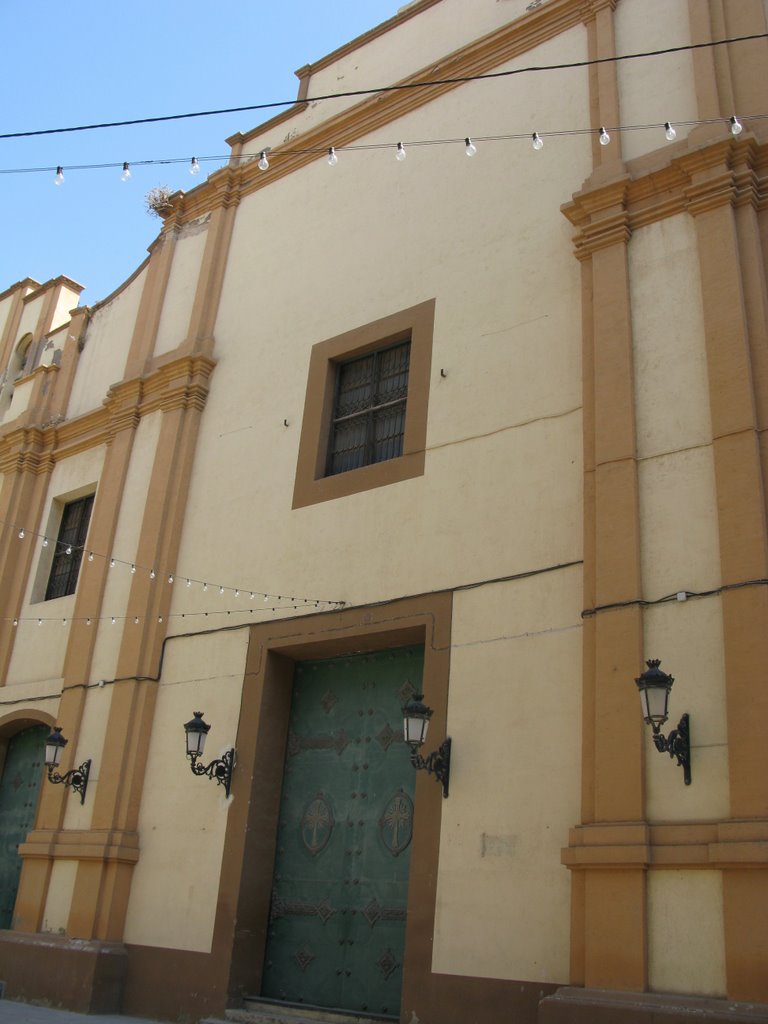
[187,748,235,798]
[651,713,691,786]
[47,759,91,804]
[409,737,451,798]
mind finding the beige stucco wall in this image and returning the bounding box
[174,26,588,623]
[14,301,40,347]
[153,219,210,357]
[52,286,80,330]
[122,628,248,951]
[89,412,163,685]
[68,267,147,421]
[615,0,697,163]
[41,860,79,935]
[432,565,582,981]
[648,870,726,996]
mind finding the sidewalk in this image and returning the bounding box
[0,1000,165,1024]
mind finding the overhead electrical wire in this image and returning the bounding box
[0,32,764,143]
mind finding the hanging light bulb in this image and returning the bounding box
[121,162,132,181]
[327,147,338,167]
[464,137,477,157]
[190,156,201,175]
[111,616,116,625]
[235,589,240,598]
[219,586,224,595]
[664,121,677,142]
[110,557,116,568]
[86,617,92,625]
[18,529,25,539]
[249,592,255,601]
[168,574,174,584]
[730,115,743,136]
[532,132,544,151]
[88,551,94,562]
[203,582,208,592]
[258,150,269,171]
[263,594,269,603]
[42,537,49,548]
[12,618,18,627]
[599,127,610,146]
[55,166,65,186]
[38,618,43,627]
[65,545,72,556]
[187,578,192,588]
[134,616,139,624]
[131,564,136,574]
[158,615,163,624]
[62,618,67,626]
[396,142,407,161]
[150,569,156,580]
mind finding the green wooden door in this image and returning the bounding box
[0,725,47,929]
[262,646,422,1016]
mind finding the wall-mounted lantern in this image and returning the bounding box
[634,659,691,785]
[183,711,235,798]
[401,694,451,798]
[44,727,91,804]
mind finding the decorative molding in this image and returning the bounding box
[19,827,140,865]
[0,355,216,474]
[563,136,768,253]
[562,818,768,870]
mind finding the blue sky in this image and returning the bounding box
[0,1,400,305]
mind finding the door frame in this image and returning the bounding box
[210,592,453,1017]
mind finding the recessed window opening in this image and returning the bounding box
[45,494,94,601]
[327,339,411,476]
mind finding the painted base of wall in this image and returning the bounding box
[539,987,768,1023]
[0,931,127,1014]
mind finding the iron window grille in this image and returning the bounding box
[326,339,411,476]
[44,494,94,601]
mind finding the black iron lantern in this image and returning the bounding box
[634,660,691,785]
[401,694,451,798]
[43,726,91,804]
[402,694,433,748]
[183,712,235,798]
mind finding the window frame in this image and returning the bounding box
[44,493,94,601]
[292,299,434,509]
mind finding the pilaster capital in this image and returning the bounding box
[579,0,618,23]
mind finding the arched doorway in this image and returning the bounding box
[0,724,47,929]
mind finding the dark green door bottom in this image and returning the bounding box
[262,646,422,1016]
[0,725,47,929]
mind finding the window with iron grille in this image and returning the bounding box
[326,339,411,476]
[45,494,94,601]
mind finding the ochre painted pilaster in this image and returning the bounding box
[563,176,647,990]
[66,356,214,941]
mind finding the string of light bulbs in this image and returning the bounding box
[6,603,332,629]
[0,31,764,143]
[4,113,765,184]
[5,520,345,610]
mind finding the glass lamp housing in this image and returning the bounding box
[402,695,433,747]
[44,727,68,767]
[184,711,211,757]
[635,660,673,727]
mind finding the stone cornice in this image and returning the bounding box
[164,0,591,223]
[562,818,768,870]
[0,354,216,474]
[20,828,140,865]
[563,135,768,255]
